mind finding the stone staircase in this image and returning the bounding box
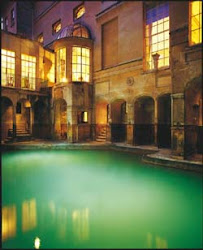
[4,126,32,143]
[96,126,107,142]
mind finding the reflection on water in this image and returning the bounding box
[72,208,89,241]
[22,198,37,232]
[146,232,168,248]
[57,207,68,240]
[2,150,202,248]
[2,205,17,241]
[34,237,41,249]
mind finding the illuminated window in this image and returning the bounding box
[11,9,15,26]
[78,111,88,123]
[56,47,66,83]
[1,49,15,87]
[73,24,89,38]
[74,4,85,20]
[21,54,36,90]
[38,33,43,44]
[72,47,90,82]
[2,205,17,241]
[189,1,202,45]
[145,3,169,69]
[52,20,61,34]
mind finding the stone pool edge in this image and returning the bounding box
[1,143,202,173]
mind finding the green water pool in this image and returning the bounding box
[2,150,203,249]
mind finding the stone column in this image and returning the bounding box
[154,98,158,146]
[171,93,185,159]
[126,103,134,145]
[106,103,111,142]
[13,104,16,139]
[30,107,34,135]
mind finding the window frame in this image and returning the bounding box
[73,3,85,21]
[37,33,44,44]
[52,19,61,35]
[144,2,170,71]
[56,47,67,83]
[189,1,202,46]
[1,49,16,87]
[21,54,36,90]
[72,46,90,83]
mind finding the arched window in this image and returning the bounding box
[72,24,89,38]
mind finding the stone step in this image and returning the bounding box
[96,138,106,142]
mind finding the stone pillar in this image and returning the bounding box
[13,104,16,139]
[30,107,34,135]
[154,98,158,146]
[106,103,112,142]
[91,103,96,141]
[126,103,134,145]
[171,93,185,159]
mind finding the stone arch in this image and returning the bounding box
[184,77,202,156]
[1,97,14,141]
[134,96,155,145]
[33,99,50,139]
[53,98,68,140]
[16,98,32,134]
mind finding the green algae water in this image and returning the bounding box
[2,150,202,249]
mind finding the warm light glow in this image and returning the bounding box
[145,3,169,69]
[72,47,90,82]
[72,208,89,241]
[1,49,15,87]
[22,199,37,232]
[21,54,36,89]
[75,5,85,19]
[190,1,202,45]
[2,205,17,241]
[56,47,66,83]
[34,237,41,249]
[83,111,88,122]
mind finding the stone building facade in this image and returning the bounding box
[1,1,202,160]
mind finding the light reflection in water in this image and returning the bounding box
[2,205,17,241]
[34,237,41,249]
[146,232,168,248]
[72,208,89,241]
[22,198,37,232]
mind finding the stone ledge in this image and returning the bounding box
[142,154,202,173]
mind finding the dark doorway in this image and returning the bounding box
[157,94,171,148]
[134,97,155,145]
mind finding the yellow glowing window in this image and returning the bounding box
[189,1,202,45]
[145,3,169,70]
[56,47,66,83]
[52,20,61,34]
[74,4,85,20]
[1,49,15,87]
[38,33,43,44]
[72,47,90,82]
[2,205,17,241]
[21,54,36,90]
